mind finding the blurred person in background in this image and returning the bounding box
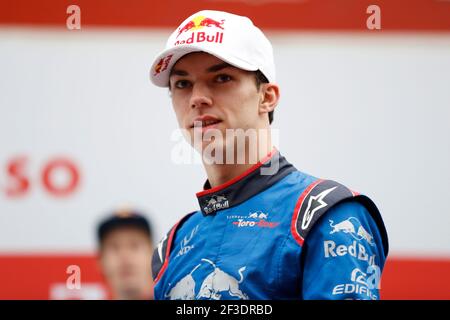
[97,210,155,300]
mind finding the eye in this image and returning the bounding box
[174,79,192,89]
[215,74,232,83]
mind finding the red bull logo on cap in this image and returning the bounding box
[177,15,225,38]
[154,54,173,76]
[174,15,225,46]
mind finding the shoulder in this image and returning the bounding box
[315,200,385,254]
[151,210,199,283]
[290,178,388,257]
[301,200,387,299]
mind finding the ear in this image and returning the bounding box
[259,83,280,117]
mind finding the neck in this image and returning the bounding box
[203,141,273,189]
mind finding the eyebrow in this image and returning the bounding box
[206,62,233,73]
[169,62,233,78]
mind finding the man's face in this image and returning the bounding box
[169,52,268,156]
[99,227,153,299]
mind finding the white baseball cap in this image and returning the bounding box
[149,10,276,87]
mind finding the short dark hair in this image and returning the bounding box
[254,70,273,124]
[97,211,153,246]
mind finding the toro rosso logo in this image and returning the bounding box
[174,15,225,46]
[229,211,279,228]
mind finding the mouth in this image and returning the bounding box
[119,268,136,278]
[190,117,223,129]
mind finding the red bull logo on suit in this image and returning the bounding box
[329,217,375,246]
[165,258,248,300]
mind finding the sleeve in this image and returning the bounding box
[301,200,387,300]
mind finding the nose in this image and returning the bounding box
[189,82,213,109]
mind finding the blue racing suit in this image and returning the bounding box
[152,149,389,300]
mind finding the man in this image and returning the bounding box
[150,10,388,300]
[97,210,154,300]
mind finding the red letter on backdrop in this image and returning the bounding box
[5,156,30,197]
[42,158,80,197]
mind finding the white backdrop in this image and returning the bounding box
[0,28,449,256]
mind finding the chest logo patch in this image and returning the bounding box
[175,225,199,258]
[228,211,279,228]
[203,195,229,214]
